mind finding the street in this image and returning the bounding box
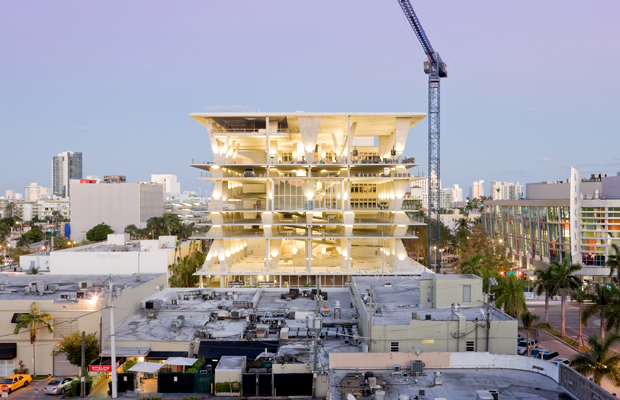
[525,295,620,396]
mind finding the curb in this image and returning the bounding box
[536,328,587,356]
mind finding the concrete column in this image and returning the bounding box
[307,239,312,274]
[199,275,204,288]
[266,240,270,273]
[347,240,351,272]
[299,117,321,163]
[266,116,270,165]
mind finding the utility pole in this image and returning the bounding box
[81,331,85,398]
[108,277,118,399]
[368,285,373,352]
[486,277,497,352]
[311,279,320,399]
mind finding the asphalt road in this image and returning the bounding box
[525,296,620,396]
[2,378,48,400]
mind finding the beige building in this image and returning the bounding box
[189,112,430,288]
[351,275,517,355]
[0,273,166,376]
[70,180,164,240]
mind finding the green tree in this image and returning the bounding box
[13,302,54,377]
[16,235,31,249]
[168,248,207,287]
[573,288,588,348]
[582,285,619,340]
[520,311,539,356]
[124,224,140,240]
[548,259,582,337]
[23,228,44,243]
[458,253,485,276]
[495,275,527,318]
[571,333,620,386]
[86,223,114,242]
[54,332,100,370]
[534,266,556,323]
[607,243,620,288]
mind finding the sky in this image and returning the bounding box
[1,1,619,199]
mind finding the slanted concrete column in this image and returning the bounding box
[298,117,321,163]
[394,117,411,161]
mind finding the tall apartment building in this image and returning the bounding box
[490,181,523,200]
[483,168,620,281]
[451,184,463,204]
[70,180,164,240]
[470,180,484,199]
[190,112,430,288]
[52,151,82,198]
[24,182,52,201]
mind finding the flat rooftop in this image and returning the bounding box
[114,288,358,343]
[0,273,161,301]
[331,368,573,400]
[352,276,511,325]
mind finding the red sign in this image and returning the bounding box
[1,385,9,393]
[89,365,112,372]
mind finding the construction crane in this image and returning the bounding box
[397,0,447,273]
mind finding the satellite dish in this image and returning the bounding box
[348,394,356,400]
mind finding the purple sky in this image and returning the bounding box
[1,1,619,198]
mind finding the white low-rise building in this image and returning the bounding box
[20,234,193,275]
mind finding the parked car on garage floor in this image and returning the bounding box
[44,377,78,395]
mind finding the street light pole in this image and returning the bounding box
[486,277,498,352]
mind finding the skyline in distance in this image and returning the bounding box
[1,0,619,198]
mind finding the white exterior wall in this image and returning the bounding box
[70,182,164,240]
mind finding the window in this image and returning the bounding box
[390,341,400,352]
[466,341,475,352]
[463,285,471,303]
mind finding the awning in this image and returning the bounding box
[145,351,188,360]
[163,357,196,367]
[100,347,150,357]
[0,343,16,360]
[11,313,28,323]
[89,357,127,367]
[197,340,279,360]
[128,362,163,374]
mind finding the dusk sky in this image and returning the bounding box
[1,1,619,198]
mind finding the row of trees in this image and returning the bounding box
[125,214,201,241]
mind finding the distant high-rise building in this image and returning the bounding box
[490,181,523,200]
[52,151,82,198]
[5,190,16,200]
[470,180,484,199]
[24,182,52,201]
[451,184,463,203]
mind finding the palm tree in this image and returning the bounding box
[534,266,556,323]
[13,302,54,377]
[520,311,539,356]
[16,235,31,249]
[571,333,620,386]
[573,288,588,348]
[548,259,582,337]
[607,243,620,288]
[458,253,485,276]
[582,285,619,340]
[495,275,527,318]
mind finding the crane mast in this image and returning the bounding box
[397,0,447,273]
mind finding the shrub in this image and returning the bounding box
[215,381,241,393]
[68,377,93,397]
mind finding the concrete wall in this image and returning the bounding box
[46,242,190,275]
[432,275,483,308]
[0,298,103,376]
[19,253,50,271]
[369,317,517,355]
[329,352,557,381]
[70,182,164,240]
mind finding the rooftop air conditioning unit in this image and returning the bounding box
[79,281,92,289]
[76,291,86,299]
[60,294,70,300]
[0,284,5,291]
[47,283,59,292]
[135,275,142,282]
[384,282,392,287]
[230,310,241,319]
[412,312,419,321]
